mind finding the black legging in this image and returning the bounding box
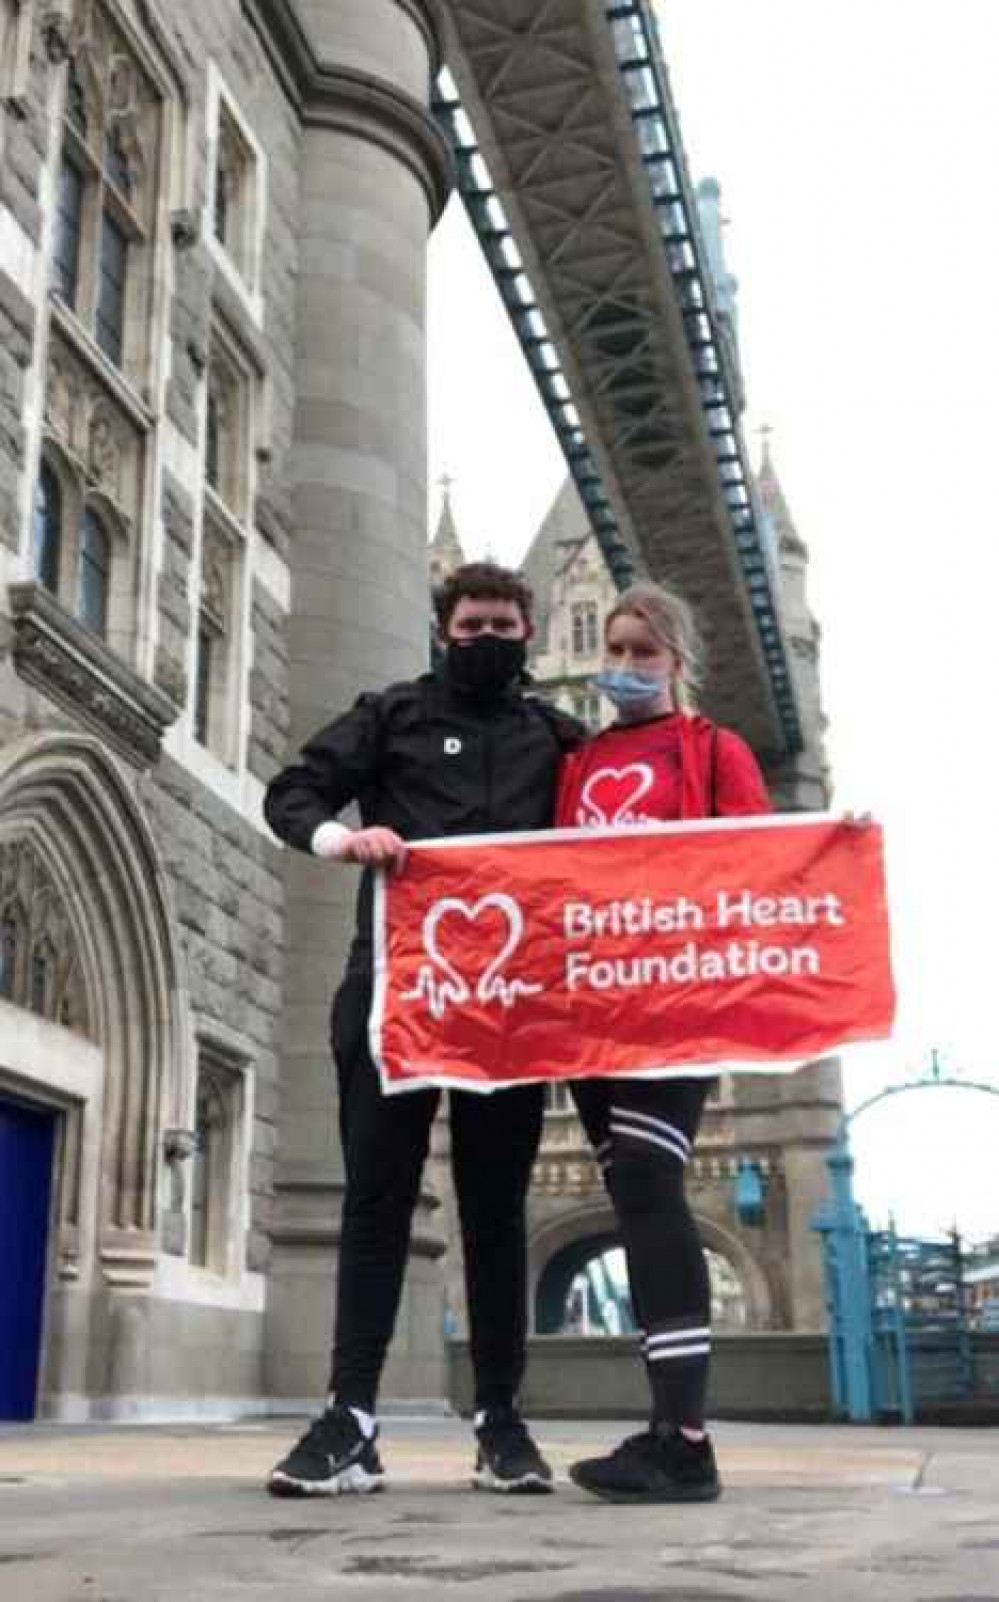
[329,972,544,1414]
[572,1075,712,1429]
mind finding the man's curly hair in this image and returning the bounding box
[435,561,534,632]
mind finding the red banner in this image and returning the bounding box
[370,815,895,1094]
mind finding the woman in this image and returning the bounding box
[557,581,770,1504]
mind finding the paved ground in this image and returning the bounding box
[1,1416,998,1601]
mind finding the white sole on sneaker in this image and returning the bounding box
[268,1463,385,1497]
[472,1465,553,1494]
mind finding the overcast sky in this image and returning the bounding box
[427,0,999,1240]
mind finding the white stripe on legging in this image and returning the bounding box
[645,1326,711,1348]
[647,1343,711,1361]
[609,1119,689,1164]
[609,1106,691,1151]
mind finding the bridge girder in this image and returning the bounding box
[441,0,799,755]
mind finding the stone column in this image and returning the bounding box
[257,0,453,1404]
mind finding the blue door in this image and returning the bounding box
[0,1098,56,1420]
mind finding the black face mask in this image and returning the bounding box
[445,634,527,699]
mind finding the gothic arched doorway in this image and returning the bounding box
[0,732,190,1416]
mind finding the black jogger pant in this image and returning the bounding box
[572,1074,713,1429]
[329,972,545,1415]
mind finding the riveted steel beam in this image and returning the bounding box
[439,0,802,754]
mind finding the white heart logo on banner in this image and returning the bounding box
[424,894,526,1004]
[578,763,654,826]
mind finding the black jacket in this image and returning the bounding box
[264,667,583,961]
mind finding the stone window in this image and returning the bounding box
[704,1074,734,1109]
[212,97,258,287]
[191,315,260,765]
[544,1083,572,1114]
[77,507,111,637]
[0,840,88,1033]
[570,688,602,731]
[32,462,63,593]
[31,445,127,647]
[188,1050,243,1275]
[53,158,86,309]
[0,912,16,1000]
[52,1,164,383]
[193,518,238,763]
[95,209,128,364]
[571,600,599,657]
[204,338,244,516]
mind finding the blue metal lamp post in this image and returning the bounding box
[812,1133,875,1420]
[734,1158,766,1228]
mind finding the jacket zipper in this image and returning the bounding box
[482,715,495,831]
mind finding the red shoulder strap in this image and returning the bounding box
[677,715,717,820]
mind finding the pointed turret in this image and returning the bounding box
[520,478,590,650]
[429,474,467,585]
[757,431,807,560]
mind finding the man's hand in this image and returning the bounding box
[340,827,408,871]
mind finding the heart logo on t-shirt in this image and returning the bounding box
[578,763,655,826]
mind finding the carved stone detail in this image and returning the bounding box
[65,0,160,227]
[0,835,90,1034]
[87,404,122,498]
[41,8,72,64]
[45,327,141,520]
[9,581,179,767]
[170,207,199,250]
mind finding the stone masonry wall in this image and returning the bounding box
[142,754,283,1274]
[152,467,195,709]
[0,270,34,553]
[0,0,299,1285]
[0,6,54,556]
[248,578,290,785]
[0,9,50,251]
[137,0,301,1277]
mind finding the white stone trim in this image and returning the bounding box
[241,771,271,836]
[152,1258,266,1312]
[0,1003,102,1106]
[160,724,273,842]
[13,41,65,579]
[250,524,291,612]
[0,203,38,299]
[0,1003,105,1293]
[204,62,268,325]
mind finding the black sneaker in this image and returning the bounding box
[569,1426,720,1504]
[268,1405,385,1497]
[473,1408,554,1493]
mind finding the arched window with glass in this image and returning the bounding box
[51,15,164,378]
[29,943,54,1019]
[78,509,111,638]
[0,912,18,1002]
[32,463,63,593]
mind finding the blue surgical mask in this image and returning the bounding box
[594,669,669,719]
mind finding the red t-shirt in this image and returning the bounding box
[555,715,770,829]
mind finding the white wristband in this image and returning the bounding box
[311,821,352,859]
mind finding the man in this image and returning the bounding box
[264,561,582,1497]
